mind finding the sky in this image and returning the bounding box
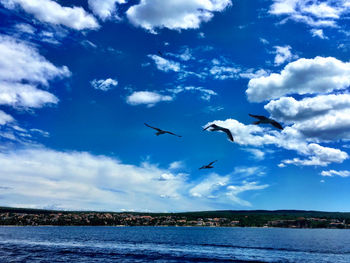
[1,0,350,212]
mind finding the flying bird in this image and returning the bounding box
[249,114,283,130]
[199,160,217,170]
[144,123,182,137]
[203,124,234,142]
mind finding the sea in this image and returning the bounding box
[0,226,349,262]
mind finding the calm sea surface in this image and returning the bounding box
[0,226,349,262]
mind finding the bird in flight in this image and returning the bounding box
[199,160,217,170]
[203,124,234,142]
[144,123,182,137]
[248,114,283,130]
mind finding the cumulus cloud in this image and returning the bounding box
[126,91,173,107]
[91,78,118,91]
[265,94,350,141]
[1,0,99,30]
[269,0,350,28]
[0,147,267,211]
[0,35,70,109]
[148,54,181,72]
[273,45,297,66]
[203,119,348,167]
[88,0,125,21]
[321,170,350,177]
[247,57,350,102]
[126,0,232,33]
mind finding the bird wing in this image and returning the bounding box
[144,123,162,132]
[208,160,217,166]
[203,124,212,131]
[270,120,283,130]
[221,127,234,141]
[165,131,182,137]
[249,114,267,120]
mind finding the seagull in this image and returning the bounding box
[248,114,283,130]
[203,124,234,142]
[199,160,217,170]
[144,123,182,137]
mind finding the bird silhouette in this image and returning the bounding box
[249,114,283,130]
[144,123,182,137]
[203,124,234,142]
[199,160,217,170]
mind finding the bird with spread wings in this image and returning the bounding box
[203,124,234,142]
[248,114,283,130]
[144,123,182,137]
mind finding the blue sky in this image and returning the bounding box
[1,0,350,212]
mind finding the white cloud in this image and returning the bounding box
[265,94,350,141]
[126,0,232,33]
[91,78,118,91]
[210,65,241,80]
[168,86,217,101]
[189,174,230,198]
[88,0,125,21]
[321,170,350,177]
[148,54,181,72]
[226,181,269,206]
[14,23,35,34]
[126,91,173,107]
[243,148,265,160]
[273,45,297,66]
[204,119,348,167]
[169,161,184,170]
[0,35,70,109]
[0,81,58,108]
[1,0,99,30]
[247,57,350,102]
[0,110,14,125]
[0,35,70,86]
[269,0,350,28]
[260,37,269,45]
[0,147,267,211]
[311,28,327,39]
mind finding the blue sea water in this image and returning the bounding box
[0,227,350,262]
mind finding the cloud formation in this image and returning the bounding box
[0,35,70,108]
[148,55,181,72]
[91,78,118,91]
[270,0,350,28]
[321,170,350,177]
[126,0,232,33]
[247,57,350,102]
[126,91,173,107]
[273,45,296,66]
[204,119,348,167]
[0,147,267,211]
[1,0,99,30]
[88,0,125,21]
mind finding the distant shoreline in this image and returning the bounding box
[1,207,350,229]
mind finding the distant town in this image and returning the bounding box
[1,207,350,228]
